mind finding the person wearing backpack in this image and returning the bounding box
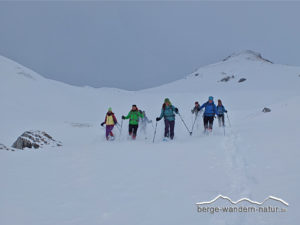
[139,110,152,138]
[122,105,144,140]
[191,101,202,131]
[216,99,228,127]
[197,96,217,132]
[191,101,203,115]
[101,107,118,140]
[156,98,179,140]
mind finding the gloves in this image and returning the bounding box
[101,122,105,127]
[225,110,228,113]
[156,117,161,121]
[191,109,194,114]
[175,108,179,113]
[122,116,125,120]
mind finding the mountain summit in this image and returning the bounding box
[222,50,273,64]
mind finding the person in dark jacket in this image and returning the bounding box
[191,101,202,115]
[198,96,217,132]
[216,99,228,127]
[191,101,202,131]
[156,98,178,140]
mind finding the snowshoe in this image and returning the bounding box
[163,137,170,142]
[109,136,115,141]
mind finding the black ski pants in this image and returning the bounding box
[129,124,138,136]
[217,114,225,127]
[164,119,175,139]
[203,116,214,129]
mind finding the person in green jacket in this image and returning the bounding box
[156,98,178,140]
[122,105,144,140]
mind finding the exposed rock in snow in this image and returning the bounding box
[238,78,247,83]
[262,107,271,113]
[0,144,15,151]
[12,130,62,150]
[223,50,273,64]
[219,75,235,82]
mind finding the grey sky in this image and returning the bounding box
[0,1,299,90]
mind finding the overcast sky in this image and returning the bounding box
[0,1,299,90]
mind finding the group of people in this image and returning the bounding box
[101,96,228,141]
[191,96,228,131]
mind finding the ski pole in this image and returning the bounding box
[226,113,231,127]
[152,121,158,143]
[190,112,199,135]
[115,123,121,132]
[119,119,123,140]
[178,113,192,135]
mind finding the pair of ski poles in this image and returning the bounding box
[152,112,232,142]
[152,112,193,143]
[192,112,231,135]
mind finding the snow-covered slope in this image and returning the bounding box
[143,50,300,109]
[0,51,299,225]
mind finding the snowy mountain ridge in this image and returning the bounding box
[222,50,273,64]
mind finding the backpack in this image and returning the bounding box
[217,106,224,114]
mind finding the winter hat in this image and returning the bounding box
[218,99,222,103]
[195,101,199,104]
[108,107,112,112]
[132,104,137,108]
[208,96,214,101]
[164,98,171,104]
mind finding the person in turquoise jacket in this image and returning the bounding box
[156,98,178,140]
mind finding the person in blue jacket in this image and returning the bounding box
[198,96,217,132]
[216,99,228,127]
[156,98,179,140]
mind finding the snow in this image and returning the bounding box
[0,51,299,225]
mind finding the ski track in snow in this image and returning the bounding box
[208,126,259,225]
[213,125,278,225]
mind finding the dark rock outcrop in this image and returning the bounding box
[219,75,235,82]
[262,107,271,113]
[238,78,247,83]
[12,130,62,150]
